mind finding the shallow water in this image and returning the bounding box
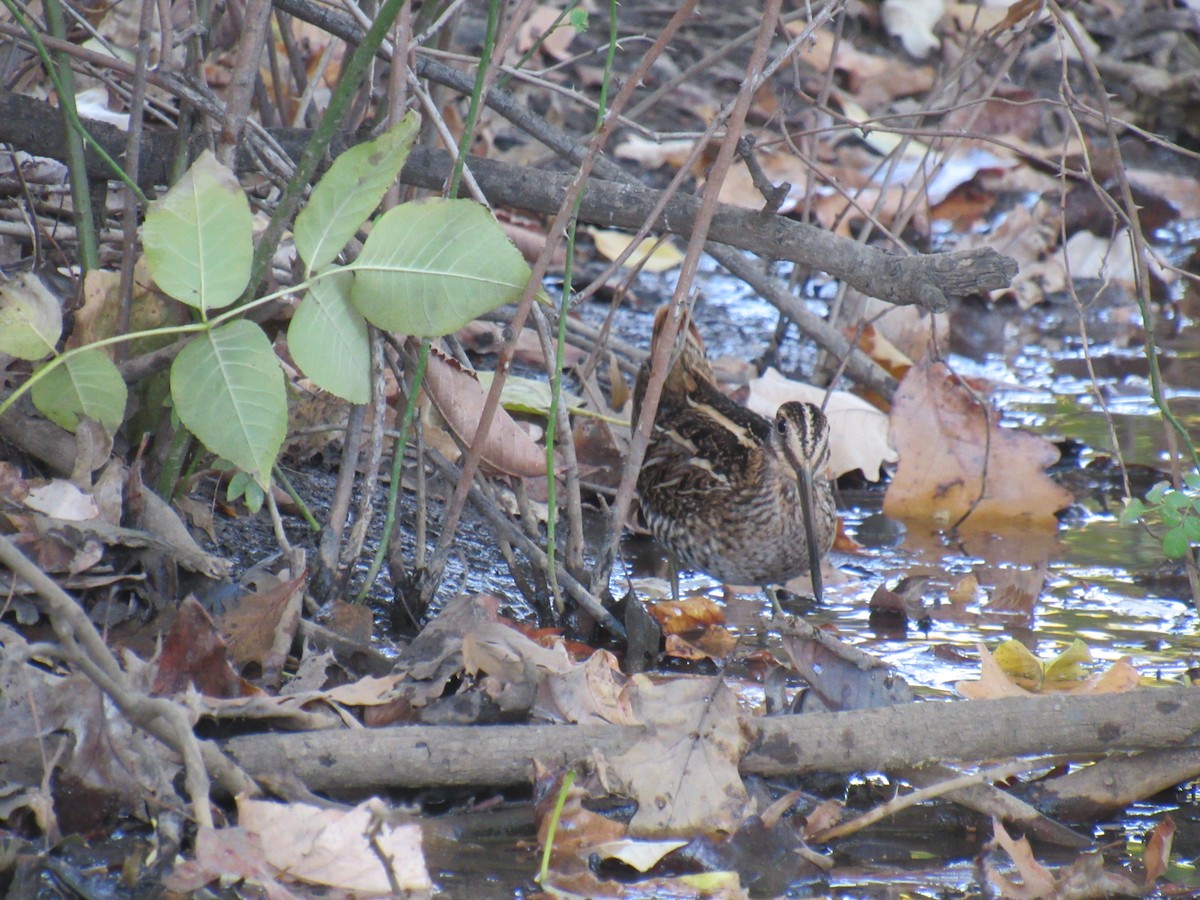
[604,258,1200,700]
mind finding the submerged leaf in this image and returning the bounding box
[883,358,1073,527]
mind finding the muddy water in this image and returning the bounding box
[207,262,1198,897]
[601,260,1200,698]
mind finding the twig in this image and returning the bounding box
[217,0,273,164]
[810,757,1063,842]
[0,533,258,824]
[113,0,156,362]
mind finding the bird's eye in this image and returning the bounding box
[776,416,788,434]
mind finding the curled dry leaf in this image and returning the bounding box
[421,345,555,478]
[883,358,1073,527]
[844,287,949,366]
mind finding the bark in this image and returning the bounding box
[220,687,1200,792]
[0,89,1015,314]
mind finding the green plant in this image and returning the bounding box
[1120,473,1200,560]
[0,113,533,491]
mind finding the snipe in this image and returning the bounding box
[633,305,836,608]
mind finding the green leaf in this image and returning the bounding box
[142,150,253,311]
[30,349,127,432]
[1146,481,1171,505]
[569,8,588,31]
[351,198,531,337]
[1118,498,1145,526]
[1184,516,1200,543]
[1162,507,1182,527]
[1164,491,1192,511]
[170,319,286,487]
[0,273,62,360]
[1184,470,1200,492]
[477,371,583,417]
[227,470,265,514]
[288,270,370,403]
[294,113,421,274]
[1163,526,1191,560]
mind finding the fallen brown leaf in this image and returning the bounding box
[883,358,1074,528]
[421,345,554,478]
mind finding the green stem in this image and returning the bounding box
[446,0,499,198]
[536,770,575,884]
[0,0,149,207]
[543,0,618,606]
[274,467,321,532]
[40,0,98,271]
[244,0,408,301]
[356,339,431,603]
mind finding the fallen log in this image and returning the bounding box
[221,686,1200,792]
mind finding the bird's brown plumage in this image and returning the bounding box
[633,306,836,597]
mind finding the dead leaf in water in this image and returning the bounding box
[607,675,751,837]
[985,562,1046,617]
[883,358,1073,528]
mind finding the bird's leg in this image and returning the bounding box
[669,550,681,603]
[765,587,787,617]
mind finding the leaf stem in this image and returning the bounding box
[543,0,618,609]
[357,338,431,604]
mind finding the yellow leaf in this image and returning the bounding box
[992,640,1043,689]
[587,227,684,272]
[1044,638,1093,685]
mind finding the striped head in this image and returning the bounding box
[770,400,833,603]
[770,401,830,476]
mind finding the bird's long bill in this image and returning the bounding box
[798,465,824,603]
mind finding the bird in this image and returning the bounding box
[632,305,837,611]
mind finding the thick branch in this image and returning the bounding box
[0,89,1015,313]
[221,687,1200,792]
